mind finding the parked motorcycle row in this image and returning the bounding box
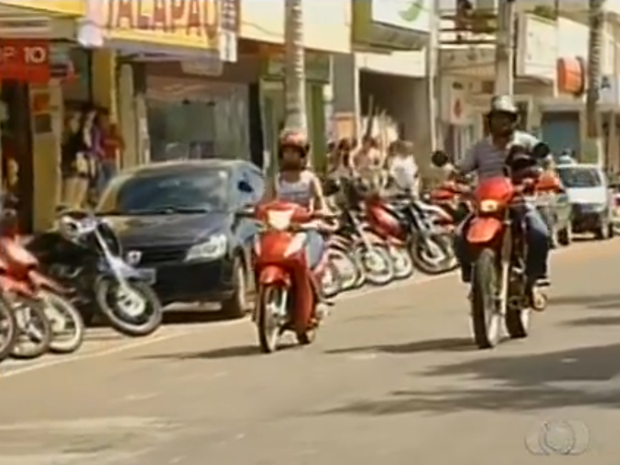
[0,209,163,364]
[319,177,462,298]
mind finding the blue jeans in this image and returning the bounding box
[97,160,117,194]
[305,230,325,269]
[454,203,550,283]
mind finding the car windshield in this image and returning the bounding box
[97,168,230,215]
[557,167,602,188]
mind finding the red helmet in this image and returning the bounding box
[279,129,310,156]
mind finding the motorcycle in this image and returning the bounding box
[0,209,84,358]
[27,212,163,337]
[245,201,334,353]
[434,143,558,349]
[365,192,457,276]
[325,230,365,291]
[0,293,17,362]
[329,177,395,286]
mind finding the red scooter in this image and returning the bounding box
[248,200,334,353]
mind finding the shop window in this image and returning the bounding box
[61,49,92,107]
[146,80,250,162]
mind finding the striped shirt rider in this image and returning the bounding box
[457,131,540,179]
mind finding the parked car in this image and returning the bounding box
[556,163,614,240]
[96,159,265,317]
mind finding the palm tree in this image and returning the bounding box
[283,0,307,133]
[585,0,604,148]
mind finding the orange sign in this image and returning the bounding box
[557,57,586,95]
[0,39,50,83]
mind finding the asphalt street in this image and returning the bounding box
[2,238,620,465]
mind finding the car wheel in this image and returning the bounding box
[220,258,249,319]
[556,221,573,247]
[595,215,611,240]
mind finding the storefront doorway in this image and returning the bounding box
[1,81,34,232]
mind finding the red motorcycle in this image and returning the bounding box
[0,221,85,358]
[248,200,335,353]
[440,171,560,349]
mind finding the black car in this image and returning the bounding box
[96,159,265,317]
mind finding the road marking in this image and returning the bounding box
[0,240,615,380]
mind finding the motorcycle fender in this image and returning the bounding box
[29,270,66,294]
[0,274,34,297]
[98,256,142,280]
[467,217,503,244]
[258,265,291,287]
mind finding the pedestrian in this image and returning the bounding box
[387,140,419,196]
[60,111,90,209]
[80,105,103,205]
[97,108,124,192]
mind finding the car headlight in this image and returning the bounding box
[186,234,227,261]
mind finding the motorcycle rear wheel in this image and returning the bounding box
[471,248,502,349]
[0,296,17,362]
[10,296,53,360]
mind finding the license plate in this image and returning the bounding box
[137,268,156,284]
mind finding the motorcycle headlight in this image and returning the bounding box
[479,200,500,213]
[186,234,227,261]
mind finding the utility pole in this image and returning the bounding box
[585,0,604,165]
[494,0,516,96]
[284,0,307,133]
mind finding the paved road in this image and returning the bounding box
[2,239,620,465]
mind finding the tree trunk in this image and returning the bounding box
[586,0,604,139]
[284,0,307,133]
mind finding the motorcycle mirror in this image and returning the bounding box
[532,142,551,159]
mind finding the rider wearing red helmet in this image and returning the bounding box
[262,129,332,271]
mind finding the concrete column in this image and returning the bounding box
[332,53,361,138]
[117,63,138,169]
[91,49,117,118]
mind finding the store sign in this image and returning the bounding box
[80,0,235,54]
[600,75,620,105]
[0,39,50,83]
[371,0,431,34]
[515,13,557,81]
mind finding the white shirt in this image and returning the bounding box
[389,155,419,192]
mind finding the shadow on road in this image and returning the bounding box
[162,310,243,326]
[136,345,264,360]
[319,343,620,415]
[325,337,474,356]
[563,316,620,327]
[548,293,620,307]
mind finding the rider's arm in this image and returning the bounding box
[260,177,276,204]
[309,173,330,214]
[453,143,479,177]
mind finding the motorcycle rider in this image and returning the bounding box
[261,129,334,304]
[453,95,550,292]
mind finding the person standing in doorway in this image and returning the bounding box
[98,109,124,192]
[60,111,89,210]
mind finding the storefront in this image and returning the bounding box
[140,58,255,163]
[78,0,239,166]
[0,0,85,232]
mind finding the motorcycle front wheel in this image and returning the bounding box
[95,278,163,337]
[0,296,17,362]
[471,248,503,349]
[353,245,395,286]
[388,244,414,280]
[39,290,85,354]
[328,248,364,290]
[321,261,342,299]
[256,285,287,353]
[411,234,457,275]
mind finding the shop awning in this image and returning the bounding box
[0,3,76,39]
